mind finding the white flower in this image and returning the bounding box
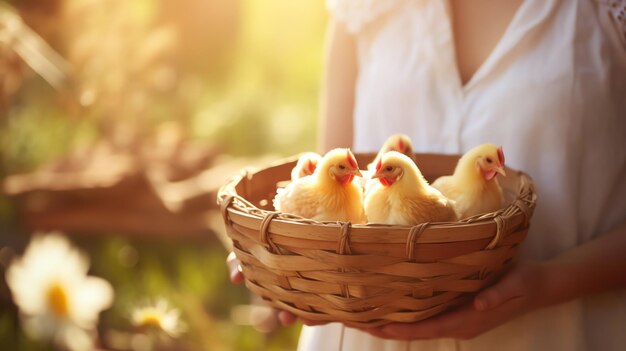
[132,299,185,338]
[5,233,114,351]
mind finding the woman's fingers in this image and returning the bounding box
[226,251,244,284]
[227,252,302,327]
[278,310,298,326]
[474,263,544,311]
[474,277,520,311]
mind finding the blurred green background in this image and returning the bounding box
[0,0,327,349]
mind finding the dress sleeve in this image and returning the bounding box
[326,0,403,33]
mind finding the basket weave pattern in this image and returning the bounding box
[218,153,536,328]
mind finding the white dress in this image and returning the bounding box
[299,0,626,350]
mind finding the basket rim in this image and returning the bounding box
[217,152,536,238]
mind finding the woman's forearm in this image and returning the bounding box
[318,20,357,153]
[543,221,626,307]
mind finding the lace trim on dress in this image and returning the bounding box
[326,0,404,33]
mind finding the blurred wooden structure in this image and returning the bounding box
[2,139,277,241]
[0,1,250,241]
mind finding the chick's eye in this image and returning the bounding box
[338,164,346,170]
[486,158,493,164]
[385,166,393,172]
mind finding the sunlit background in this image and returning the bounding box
[0,0,327,349]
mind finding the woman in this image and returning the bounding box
[298,0,626,350]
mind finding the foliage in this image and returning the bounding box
[0,0,327,349]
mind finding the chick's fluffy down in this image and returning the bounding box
[364,151,457,225]
[432,144,505,218]
[273,148,365,223]
[275,177,364,222]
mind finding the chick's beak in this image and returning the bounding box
[495,165,506,176]
[371,170,382,179]
[352,168,363,177]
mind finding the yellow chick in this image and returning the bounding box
[361,134,415,195]
[290,152,322,181]
[364,151,458,225]
[274,148,365,223]
[431,144,506,219]
[367,134,415,173]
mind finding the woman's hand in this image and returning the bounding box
[226,251,299,326]
[362,222,626,340]
[361,261,551,340]
[226,251,245,284]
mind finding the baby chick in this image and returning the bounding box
[367,134,415,173]
[291,152,322,181]
[362,134,415,195]
[432,144,506,219]
[364,151,458,225]
[274,148,365,223]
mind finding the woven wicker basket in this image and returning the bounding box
[217,153,536,328]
